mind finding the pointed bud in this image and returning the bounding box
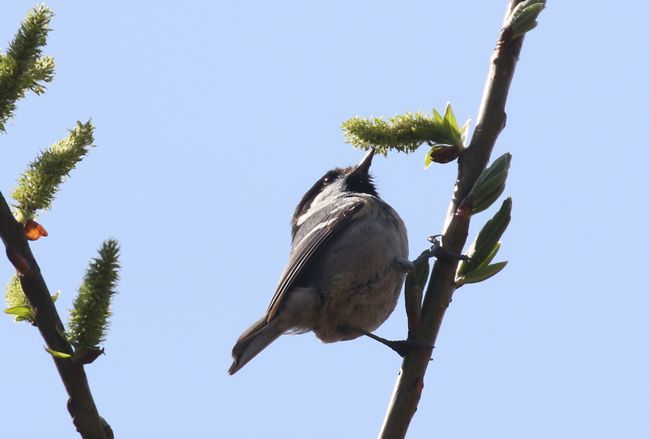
[468,153,511,214]
[404,251,430,335]
[426,145,460,165]
[506,0,546,38]
[457,198,511,279]
[24,219,48,240]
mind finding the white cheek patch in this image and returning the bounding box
[296,182,346,226]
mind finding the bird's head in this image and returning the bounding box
[291,148,379,237]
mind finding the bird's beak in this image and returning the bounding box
[350,147,375,178]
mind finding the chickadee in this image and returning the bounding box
[229,148,410,374]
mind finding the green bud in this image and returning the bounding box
[468,153,511,214]
[404,251,430,329]
[507,0,546,37]
[425,145,460,167]
[457,198,511,279]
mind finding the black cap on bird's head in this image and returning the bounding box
[291,148,379,236]
[345,147,376,195]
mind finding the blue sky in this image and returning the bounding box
[1,1,649,438]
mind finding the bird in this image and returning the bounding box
[229,148,410,375]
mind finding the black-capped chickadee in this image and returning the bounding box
[229,148,410,374]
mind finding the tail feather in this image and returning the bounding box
[229,317,282,375]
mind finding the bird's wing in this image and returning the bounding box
[266,199,365,320]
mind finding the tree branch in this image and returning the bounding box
[379,1,536,437]
[0,191,108,439]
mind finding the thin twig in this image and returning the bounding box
[0,191,108,439]
[378,1,533,437]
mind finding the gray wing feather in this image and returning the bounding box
[266,200,364,320]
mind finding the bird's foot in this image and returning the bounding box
[423,234,470,263]
[358,329,433,358]
[394,236,469,275]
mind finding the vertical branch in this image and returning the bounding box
[0,192,108,439]
[378,1,537,437]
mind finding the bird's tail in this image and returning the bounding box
[229,317,282,375]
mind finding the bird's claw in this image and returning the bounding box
[358,329,433,358]
[425,235,470,262]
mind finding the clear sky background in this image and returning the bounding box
[1,1,648,438]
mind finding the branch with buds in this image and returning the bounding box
[0,6,120,439]
[341,0,545,437]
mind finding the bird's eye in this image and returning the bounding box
[321,171,339,186]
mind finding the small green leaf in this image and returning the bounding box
[51,290,60,302]
[443,102,459,131]
[44,346,72,359]
[424,150,433,168]
[456,261,508,287]
[458,241,502,277]
[4,305,34,321]
[458,198,512,277]
[477,241,501,271]
[432,108,443,124]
